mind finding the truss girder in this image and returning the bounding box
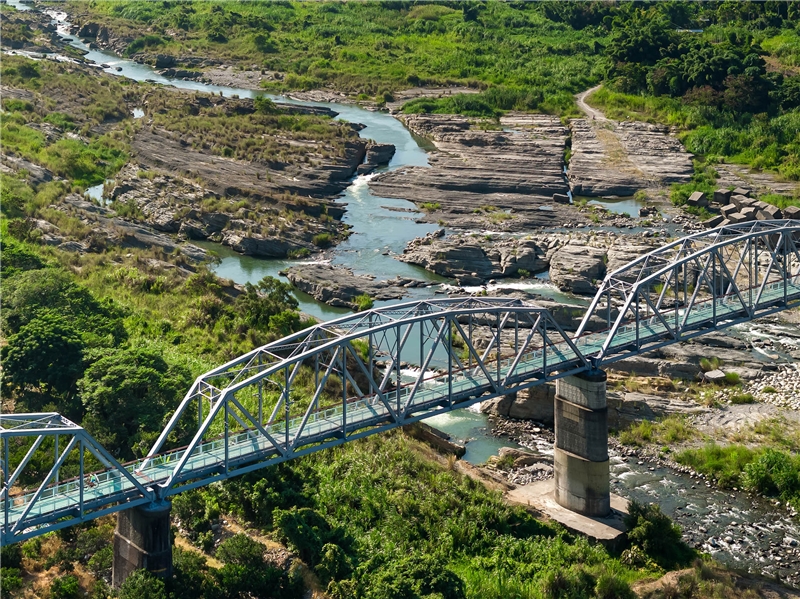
[577,220,800,362]
[6,222,800,544]
[1,415,155,544]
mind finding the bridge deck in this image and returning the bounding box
[4,279,799,538]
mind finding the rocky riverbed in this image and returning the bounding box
[485,413,800,588]
[368,112,580,231]
[398,228,663,292]
[281,263,430,310]
[568,118,694,197]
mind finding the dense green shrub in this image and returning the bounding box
[743,448,800,501]
[624,501,694,570]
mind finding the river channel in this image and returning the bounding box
[12,3,800,583]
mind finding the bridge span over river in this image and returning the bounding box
[4,220,800,582]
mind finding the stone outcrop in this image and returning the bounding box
[568,118,693,197]
[133,128,366,201]
[609,335,774,381]
[399,230,549,285]
[357,143,396,174]
[34,193,207,262]
[282,263,428,310]
[705,193,793,228]
[108,164,347,258]
[548,242,607,295]
[369,113,581,231]
[607,392,709,429]
[400,230,658,293]
[482,385,557,424]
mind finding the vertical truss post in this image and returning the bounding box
[496,312,501,382]
[419,321,424,369]
[670,266,676,335]
[368,313,375,398]
[314,353,320,414]
[396,325,401,416]
[341,350,347,436]
[285,367,290,448]
[79,439,85,519]
[447,316,453,406]
[258,353,263,426]
[712,254,717,325]
[748,239,753,310]
[224,400,229,474]
[542,320,548,377]
[606,289,611,328]
[785,233,789,305]
[683,262,687,314]
[54,434,59,485]
[468,315,473,370]
[635,290,640,350]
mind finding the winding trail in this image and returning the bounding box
[574,85,607,121]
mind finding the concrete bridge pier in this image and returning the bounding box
[553,370,610,517]
[112,501,173,587]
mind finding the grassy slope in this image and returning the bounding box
[64,1,607,115]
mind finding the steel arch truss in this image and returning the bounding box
[576,220,800,363]
[138,298,590,496]
[1,414,154,545]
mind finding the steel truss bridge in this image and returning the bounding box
[4,220,800,545]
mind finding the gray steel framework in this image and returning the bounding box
[576,219,800,364]
[4,220,800,545]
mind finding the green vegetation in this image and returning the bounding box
[169,433,665,599]
[699,356,722,372]
[71,1,611,116]
[624,501,694,571]
[354,293,374,311]
[70,1,800,175]
[729,392,756,404]
[619,415,696,447]
[419,202,441,212]
[144,88,357,165]
[312,232,333,247]
[677,443,758,489]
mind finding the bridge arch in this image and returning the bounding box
[576,219,800,363]
[4,220,800,546]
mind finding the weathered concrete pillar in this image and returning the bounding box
[554,370,610,517]
[112,501,172,587]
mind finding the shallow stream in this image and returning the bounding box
[11,2,800,582]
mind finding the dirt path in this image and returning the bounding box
[574,85,607,121]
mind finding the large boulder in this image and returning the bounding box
[365,143,396,166]
[481,395,514,417]
[549,242,606,295]
[714,189,732,204]
[508,384,556,422]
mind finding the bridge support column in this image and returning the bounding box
[554,370,610,517]
[112,501,172,587]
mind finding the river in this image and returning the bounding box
[11,2,800,583]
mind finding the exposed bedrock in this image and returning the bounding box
[133,128,367,200]
[109,165,346,259]
[281,263,428,310]
[357,143,397,175]
[368,113,581,230]
[399,230,660,294]
[568,118,693,197]
[33,193,207,263]
[398,229,551,285]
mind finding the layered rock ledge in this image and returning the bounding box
[399,230,660,293]
[568,118,693,197]
[368,113,581,231]
[281,263,428,310]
